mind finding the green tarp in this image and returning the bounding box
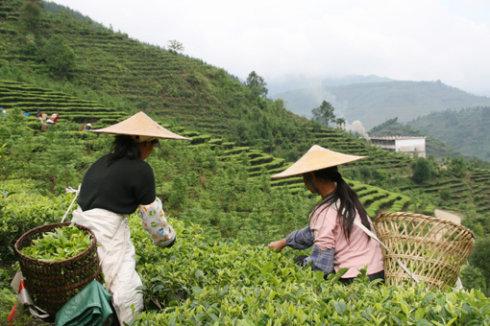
[55,280,113,326]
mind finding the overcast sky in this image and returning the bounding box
[50,0,490,95]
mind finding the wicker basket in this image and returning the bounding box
[374,212,474,289]
[14,222,101,318]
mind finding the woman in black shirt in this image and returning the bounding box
[72,112,188,325]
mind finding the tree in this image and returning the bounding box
[245,71,268,99]
[312,100,336,127]
[336,118,346,129]
[167,40,184,53]
[20,0,43,34]
[461,264,487,294]
[411,158,436,184]
[39,36,76,79]
[447,157,467,178]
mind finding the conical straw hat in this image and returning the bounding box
[271,145,365,179]
[93,111,190,140]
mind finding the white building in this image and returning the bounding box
[369,136,426,158]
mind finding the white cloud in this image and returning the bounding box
[49,0,490,94]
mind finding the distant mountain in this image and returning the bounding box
[321,75,393,87]
[267,74,392,96]
[273,79,490,129]
[408,107,490,161]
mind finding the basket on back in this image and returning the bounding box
[14,222,101,318]
[374,212,474,289]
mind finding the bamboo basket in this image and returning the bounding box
[374,212,474,289]
[14,222,101,318]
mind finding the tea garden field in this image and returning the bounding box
[0,105,490,324]
[1,0,490,323]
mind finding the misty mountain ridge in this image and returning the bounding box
[268,74,392,95]
[272,78,490,129]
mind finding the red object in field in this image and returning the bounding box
[7,304,16,323]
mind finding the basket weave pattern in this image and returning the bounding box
[374,212,474,289]
[14,222,101,317]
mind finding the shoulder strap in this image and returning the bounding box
[61,184,81,223]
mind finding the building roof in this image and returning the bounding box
[369,135,426,141]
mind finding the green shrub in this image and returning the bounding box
[0,190,69,263]
[131,218,490,324]
[469,237,490,295]
[412,158,437,184]
[39,36,76,79]
[20,0,43,34]
[461,264,487,294]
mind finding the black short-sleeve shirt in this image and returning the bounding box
[78,154,156,214]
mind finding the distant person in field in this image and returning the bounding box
[72,112,189,325]
[80,123,92,131]
[267,145,384,283]
[38,112,48,131]
[46,113,59,124]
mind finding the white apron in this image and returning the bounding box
[72,207,143,325]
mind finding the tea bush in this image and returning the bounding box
[0,189,70,263]
[130,218,490,325]
[0,128,489,324]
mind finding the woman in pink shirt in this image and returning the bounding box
[268,145,384,283]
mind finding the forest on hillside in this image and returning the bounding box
[409,107,490,161]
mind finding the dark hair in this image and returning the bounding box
[307,166,371,240]
[107,135,140,165]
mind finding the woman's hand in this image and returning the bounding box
[268,239,287,251]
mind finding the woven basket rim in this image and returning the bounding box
[376,211,474,239]
[14,222,98,266]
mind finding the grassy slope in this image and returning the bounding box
[0,79,413,217]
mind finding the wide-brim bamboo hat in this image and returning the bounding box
[271,145,365,179]
[93,111,190,141]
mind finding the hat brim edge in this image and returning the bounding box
[91,129,191,141]
[271,155,366,180]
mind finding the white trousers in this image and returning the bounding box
[72,207,143,325]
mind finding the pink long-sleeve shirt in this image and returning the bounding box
[309,202,384,278]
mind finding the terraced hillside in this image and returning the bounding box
[393,167,490,222]
[2,0,488,222]
[272,177,412,217]
[471,169,490,216]
[0,77,413,218]
[0,2,489,322]
[0,79,126,125]
[1,73,485,281]
[0,0,245,134]
[2,89,489,324]
[169,125,413,216]
[0,0,413,171]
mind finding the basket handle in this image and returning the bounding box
[60,185,81,223]
[354,219,420,284]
